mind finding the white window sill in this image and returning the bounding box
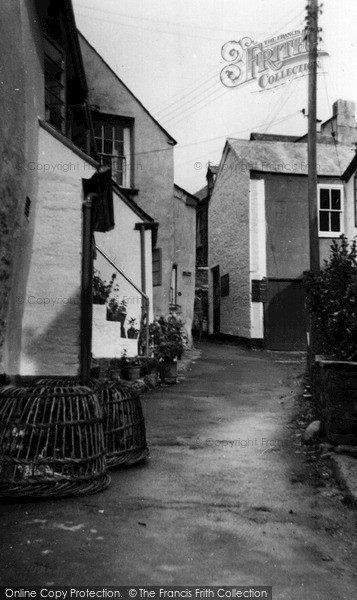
[318,231,344,238]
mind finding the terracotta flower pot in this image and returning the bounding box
[122,365,141,382]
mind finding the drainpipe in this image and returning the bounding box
[81,194,97,379]
[138,223,146,324]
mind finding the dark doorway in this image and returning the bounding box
[212,266,220,334]
[264,279,307,350]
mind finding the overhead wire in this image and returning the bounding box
[154,74,220,119]
[74,2,268,36]
[175,111,301,169]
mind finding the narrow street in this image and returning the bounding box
[1,342,356,599]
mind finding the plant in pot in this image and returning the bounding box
[93,270,118,304]
[107,296,127,328]
[150,314,186,383]
[120,350,142,382]
[108,357,122,380]
[127,317,140,339]
[306,235,357,444]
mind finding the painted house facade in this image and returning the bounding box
[92,186,156,358]
[208,101,357,350]
[78,33,177,318]
[0,0,119,379]
[172,185,198,344]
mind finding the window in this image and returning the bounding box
[94,118,132,187]
[318,185,343,237]
[44,37,66,133]
[170,265,178,306]
[152,248,162,286]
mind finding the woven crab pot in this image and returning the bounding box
[96,381,149,469]
[0,384,110,499]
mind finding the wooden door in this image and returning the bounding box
[264,279,307,350]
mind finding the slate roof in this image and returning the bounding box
[250,132,300,142]
[227,138,355,177]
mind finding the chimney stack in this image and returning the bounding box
[332,99,357,145]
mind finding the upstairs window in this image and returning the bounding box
[318,185,344,237]
[94,118,132,188]
[152,248,162,287]
[44,37,66,133]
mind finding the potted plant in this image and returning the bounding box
[93,270,118,304]
[306,235,357,445]
[127,317,140,339]
[140,356,160,387]
[107,296,127,325]
[149,314,187,383]
[120,351,141,381]
[108,357,122,379]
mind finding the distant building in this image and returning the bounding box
[193,164,218,334]
[173,185,198,344]
[208,101,357,350]
[78,33,177,318]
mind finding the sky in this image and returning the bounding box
[72,0,357,193]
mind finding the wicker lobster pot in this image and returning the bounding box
[96,381,149,468]
[0,384,110,498]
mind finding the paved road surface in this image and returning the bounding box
[0,342,356,599]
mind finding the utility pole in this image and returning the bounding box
[307,0,320,273]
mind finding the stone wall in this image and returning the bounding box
[0,0,43,374]
[208,147,251,337]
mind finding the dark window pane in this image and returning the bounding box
[320,188,330,209]
[331,188,341,210]
[101,155,112,168]
[93,122,102,136]
[114,141,124,156]
[113,124,124,141]
[319,211,329,231]
[331,212,341,232]
[103,123,113,139]
[44,38,65,133]
[94,136,102,153]
[44,38,63,67]
[103,139,112,154]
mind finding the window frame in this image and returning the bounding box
[152,248,162,287]
[92,114,133,188]
[44,35,66,134]
[317,184,344,238]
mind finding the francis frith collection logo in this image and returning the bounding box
[220,29,328,91]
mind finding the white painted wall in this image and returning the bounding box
[92,305,138,358]
[344,177,357,240]
[93,189,153,359]
[249,178,267,339]
[19,125,96,376]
